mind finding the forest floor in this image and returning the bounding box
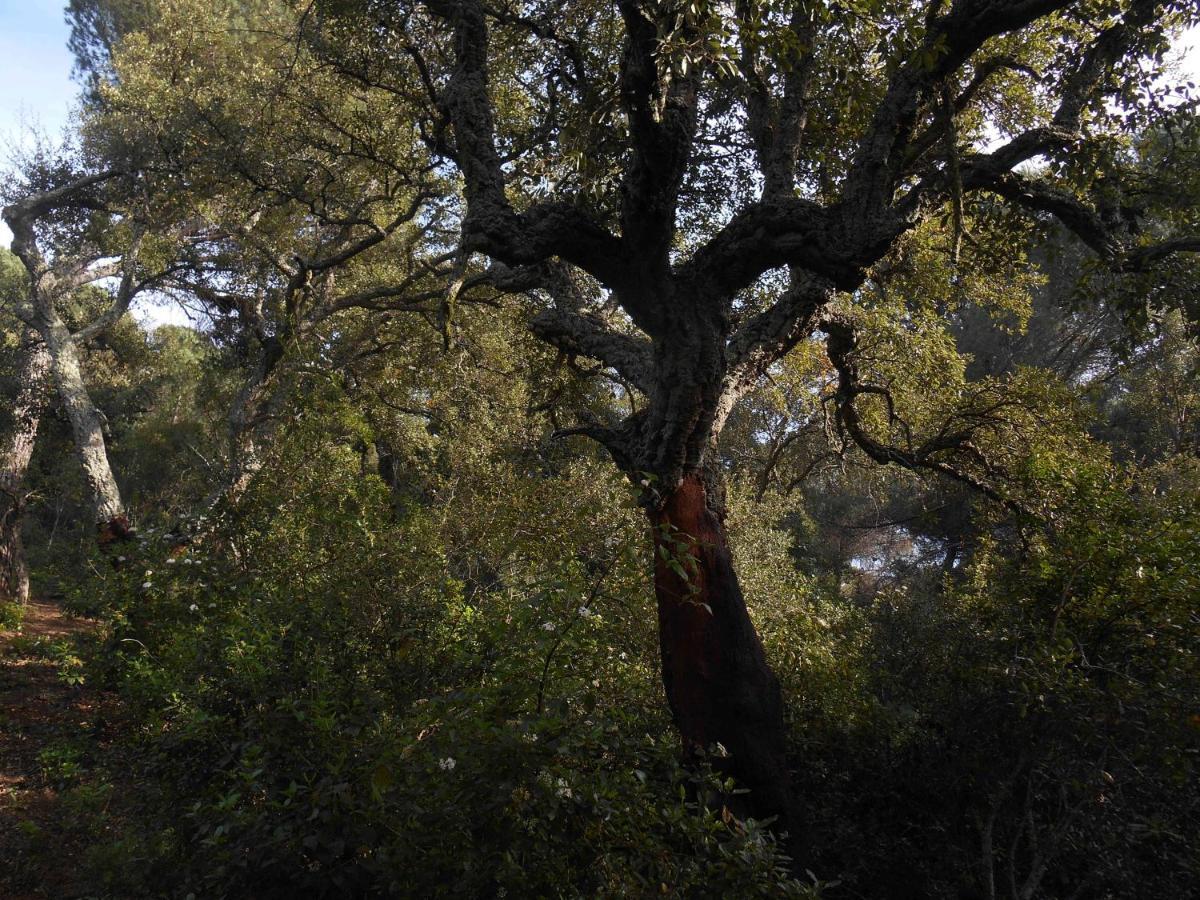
[0,599,126,899]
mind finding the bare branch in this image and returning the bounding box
[72,227,148,343]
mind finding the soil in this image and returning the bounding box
[0,600,119,899]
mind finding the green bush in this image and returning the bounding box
[78,425,808,898]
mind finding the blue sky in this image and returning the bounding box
[0,1,78,152]
[0,1,78,247]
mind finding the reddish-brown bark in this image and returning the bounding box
[97,516,135,567]
[650,472,794,831]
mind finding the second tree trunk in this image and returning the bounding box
[1,330,51,604]
[40,313,127,539]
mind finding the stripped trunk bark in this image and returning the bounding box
[1,329,51,604]
[39,311,128,540]
[650,470,795,834]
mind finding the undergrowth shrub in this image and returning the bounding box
[75,432,809,897]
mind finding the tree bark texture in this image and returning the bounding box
[1,329,51,604]
[39,311,126,530]
[202,337,290,516]
[650,471,794,831]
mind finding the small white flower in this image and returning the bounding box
[166,558,176,565]
[524,732,539,743]
[189,603,199,612]
[144,569,154,577]
[142,582,153,590]
[438,757,456,771]
[619,652,628,660]
[555,778,572,799]
[117,555,126,563]
[541,621,556,632]
[577,606,593,618]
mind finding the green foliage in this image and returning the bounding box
[38,743,86,787]
[4,2,1197,896]
[70,390,806,897]
[0,600,24,630]
[777,462,1200,897]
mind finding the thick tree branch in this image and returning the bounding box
[725,269,833,386]
[615,0,700,271]
[678,198,862,300]
[735,1,816,197]
[3,171,120,279]
[823,315,1036,519]
[530,307,653,394]
[424,0,628,292]
[1120,237,1200,271]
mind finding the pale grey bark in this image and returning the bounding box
[1,327,51,603]
[3,171,146,530]
[39,309,125,525]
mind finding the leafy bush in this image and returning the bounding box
[76,423,808,898]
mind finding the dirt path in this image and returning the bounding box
[0,599,111,899]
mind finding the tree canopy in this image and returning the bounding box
[1,1,1198,896]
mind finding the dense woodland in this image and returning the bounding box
[1,0,1199,897]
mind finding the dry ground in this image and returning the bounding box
[0,600,119,899]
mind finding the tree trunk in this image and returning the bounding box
[650,471,795,833]
[202,339,290,516]
[39,312,127,536]
[1,329,51,604]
